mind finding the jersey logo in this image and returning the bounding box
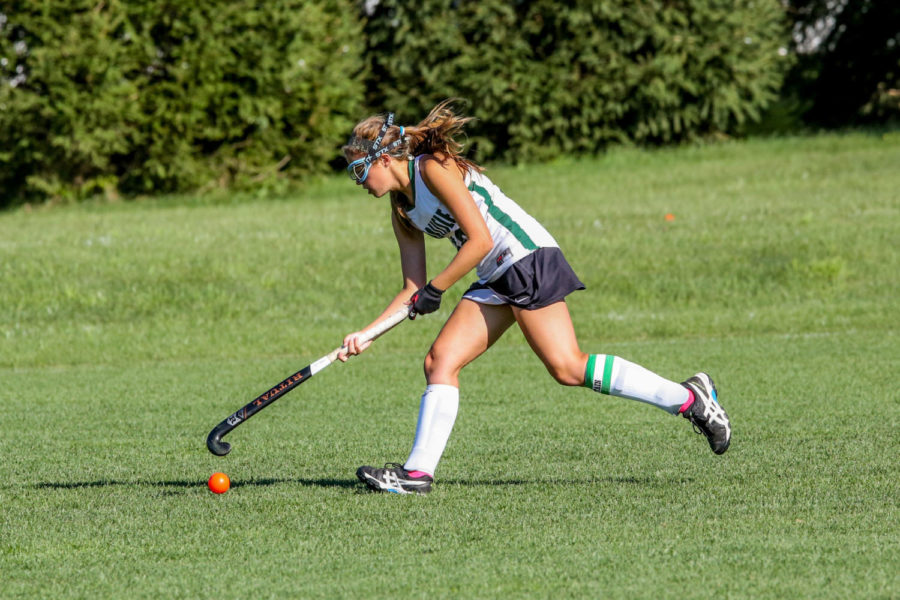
[424,208,456,239]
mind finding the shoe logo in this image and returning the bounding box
[696,391,731,436]
[704,402,731,432]
[382,471,404,492]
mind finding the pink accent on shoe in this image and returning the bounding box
[407,470,432,479]
[679,389,696,414]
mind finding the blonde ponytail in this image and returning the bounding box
[404,99,482,176]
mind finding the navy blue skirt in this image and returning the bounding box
[463,247,585,310]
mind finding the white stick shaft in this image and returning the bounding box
[312,306,409,374]
[357,306,410,344]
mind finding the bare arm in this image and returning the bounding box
[338,209,426,361]
[418,155,493,292]
[378,209,428,319]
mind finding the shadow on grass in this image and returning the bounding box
[33,478,359,490]
[33,475,692,491]
[444,475,694,487]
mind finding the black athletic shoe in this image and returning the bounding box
[356,463,433,495]
[680,372,732,455]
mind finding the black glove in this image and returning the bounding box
[409,282,444,319]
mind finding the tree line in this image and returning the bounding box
[0,0,896,205]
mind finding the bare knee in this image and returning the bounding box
[545,356,587,387]
[423,347,438,379]
[547,366,584,387]
[423,346,461,384]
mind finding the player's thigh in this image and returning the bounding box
[427,299,515,373]
[512,301,586,385]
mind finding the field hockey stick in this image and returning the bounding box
[206,306,410,456]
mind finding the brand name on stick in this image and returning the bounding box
[255,373,305,406]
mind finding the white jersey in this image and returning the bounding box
[404,156,558,283]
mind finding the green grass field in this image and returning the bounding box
[1,132,898,599]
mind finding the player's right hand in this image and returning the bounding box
[337,332,373,362]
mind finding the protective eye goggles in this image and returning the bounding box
[346,112,405,184]
[346,157,371,183]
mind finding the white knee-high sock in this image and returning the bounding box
[404,384,459,476]
[584,354,688,414]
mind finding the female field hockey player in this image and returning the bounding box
[338,101,731,494]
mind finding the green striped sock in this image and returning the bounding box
[583,354,616,394]
[583,354,688,414]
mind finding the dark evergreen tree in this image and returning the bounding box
[786,0,900,126]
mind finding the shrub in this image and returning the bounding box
[0,0,365,204]
[362,0,792,162]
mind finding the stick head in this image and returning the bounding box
[207,427,232,456]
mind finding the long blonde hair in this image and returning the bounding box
[343,100,482,226]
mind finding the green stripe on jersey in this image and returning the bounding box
[468,182,538,250]
[408,160,417,204]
